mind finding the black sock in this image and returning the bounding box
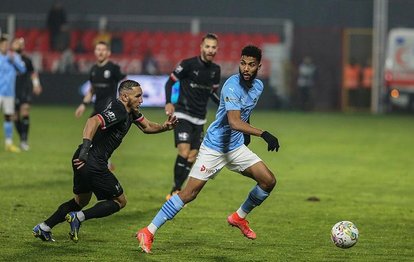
[184,161,193,177]
[44,199,81,228]
[172,155,187,192]
[14,118,22,140]
[82,200,120,220]
[20,116,29,142]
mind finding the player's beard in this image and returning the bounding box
[201,51,215,63]
[239,68,258,89]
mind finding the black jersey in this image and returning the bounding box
[171,56,220,120]
[15,54,34,100]
[89,61,126,113]
[88,98,142,165]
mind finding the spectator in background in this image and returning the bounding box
[0,35,26,153]
[141,49,160,75]
[297,56,316,111]
[46,1,68,51]
[11,37,42,151]
[343,58,362,107]
[57,47,76,73]
[362,58,373,89]
[93,17,112,48]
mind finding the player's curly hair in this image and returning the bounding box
[241,45,262,63]
[118,79,140,94]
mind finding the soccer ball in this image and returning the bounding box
[331,221,359,248]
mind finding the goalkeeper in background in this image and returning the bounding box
[32,80,177,242]
[136,45,280,253]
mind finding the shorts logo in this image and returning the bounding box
[199,165,218,175]
[178,132,189,141]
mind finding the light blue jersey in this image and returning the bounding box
[203,74,263,153]
[0,52,26,97]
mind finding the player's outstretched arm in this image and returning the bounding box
[75,86,94,118]
[227,110,280,152]
[134,114,178,134]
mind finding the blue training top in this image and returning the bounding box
[203,73,263,153]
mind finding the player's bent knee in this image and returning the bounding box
[262,172,276,192]
[115,199,127,209]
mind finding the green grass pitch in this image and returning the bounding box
[0,106,413,261]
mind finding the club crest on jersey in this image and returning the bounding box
[104,70,111,78]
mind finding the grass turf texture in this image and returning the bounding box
[0,106,413,261]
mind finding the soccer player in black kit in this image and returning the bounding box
[75,41,126,118]
[164,33,221,199]
[75,41,126,170]
[11,37,42,151]
[32,80,178,242]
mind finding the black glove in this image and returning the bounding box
[261,131,280,152]
[78,139,92,162]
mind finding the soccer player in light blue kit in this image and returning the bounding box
[0,35,26,152]
[136,45,280,253]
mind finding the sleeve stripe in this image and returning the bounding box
[96,114,106,129]
[170,73,179,82]
[135,115,145,123]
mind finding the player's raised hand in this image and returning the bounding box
[75,104,86,118]
[261,131,280,152]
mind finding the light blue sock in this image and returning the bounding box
[4,121,13,140]
[151,194,184,228]
[241,185,270,214]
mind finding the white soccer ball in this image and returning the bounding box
[331,221,359,248]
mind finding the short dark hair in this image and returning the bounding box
[202,33,218,43]
[95,41,110,49]
[118,79,140,94]
[241,45,262,63]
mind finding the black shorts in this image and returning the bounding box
[174,119,204,150]
[15,90,32,109]
[72,148,123,200]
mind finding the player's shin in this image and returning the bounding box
[82,200,121,220]
[148,194,184,234]
[44,199,82,228]
[239,185,270,217]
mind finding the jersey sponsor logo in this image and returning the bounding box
[104,70,111,78]
[178,132,189,141]
[189,82,212,90]
[225,96,238,102]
